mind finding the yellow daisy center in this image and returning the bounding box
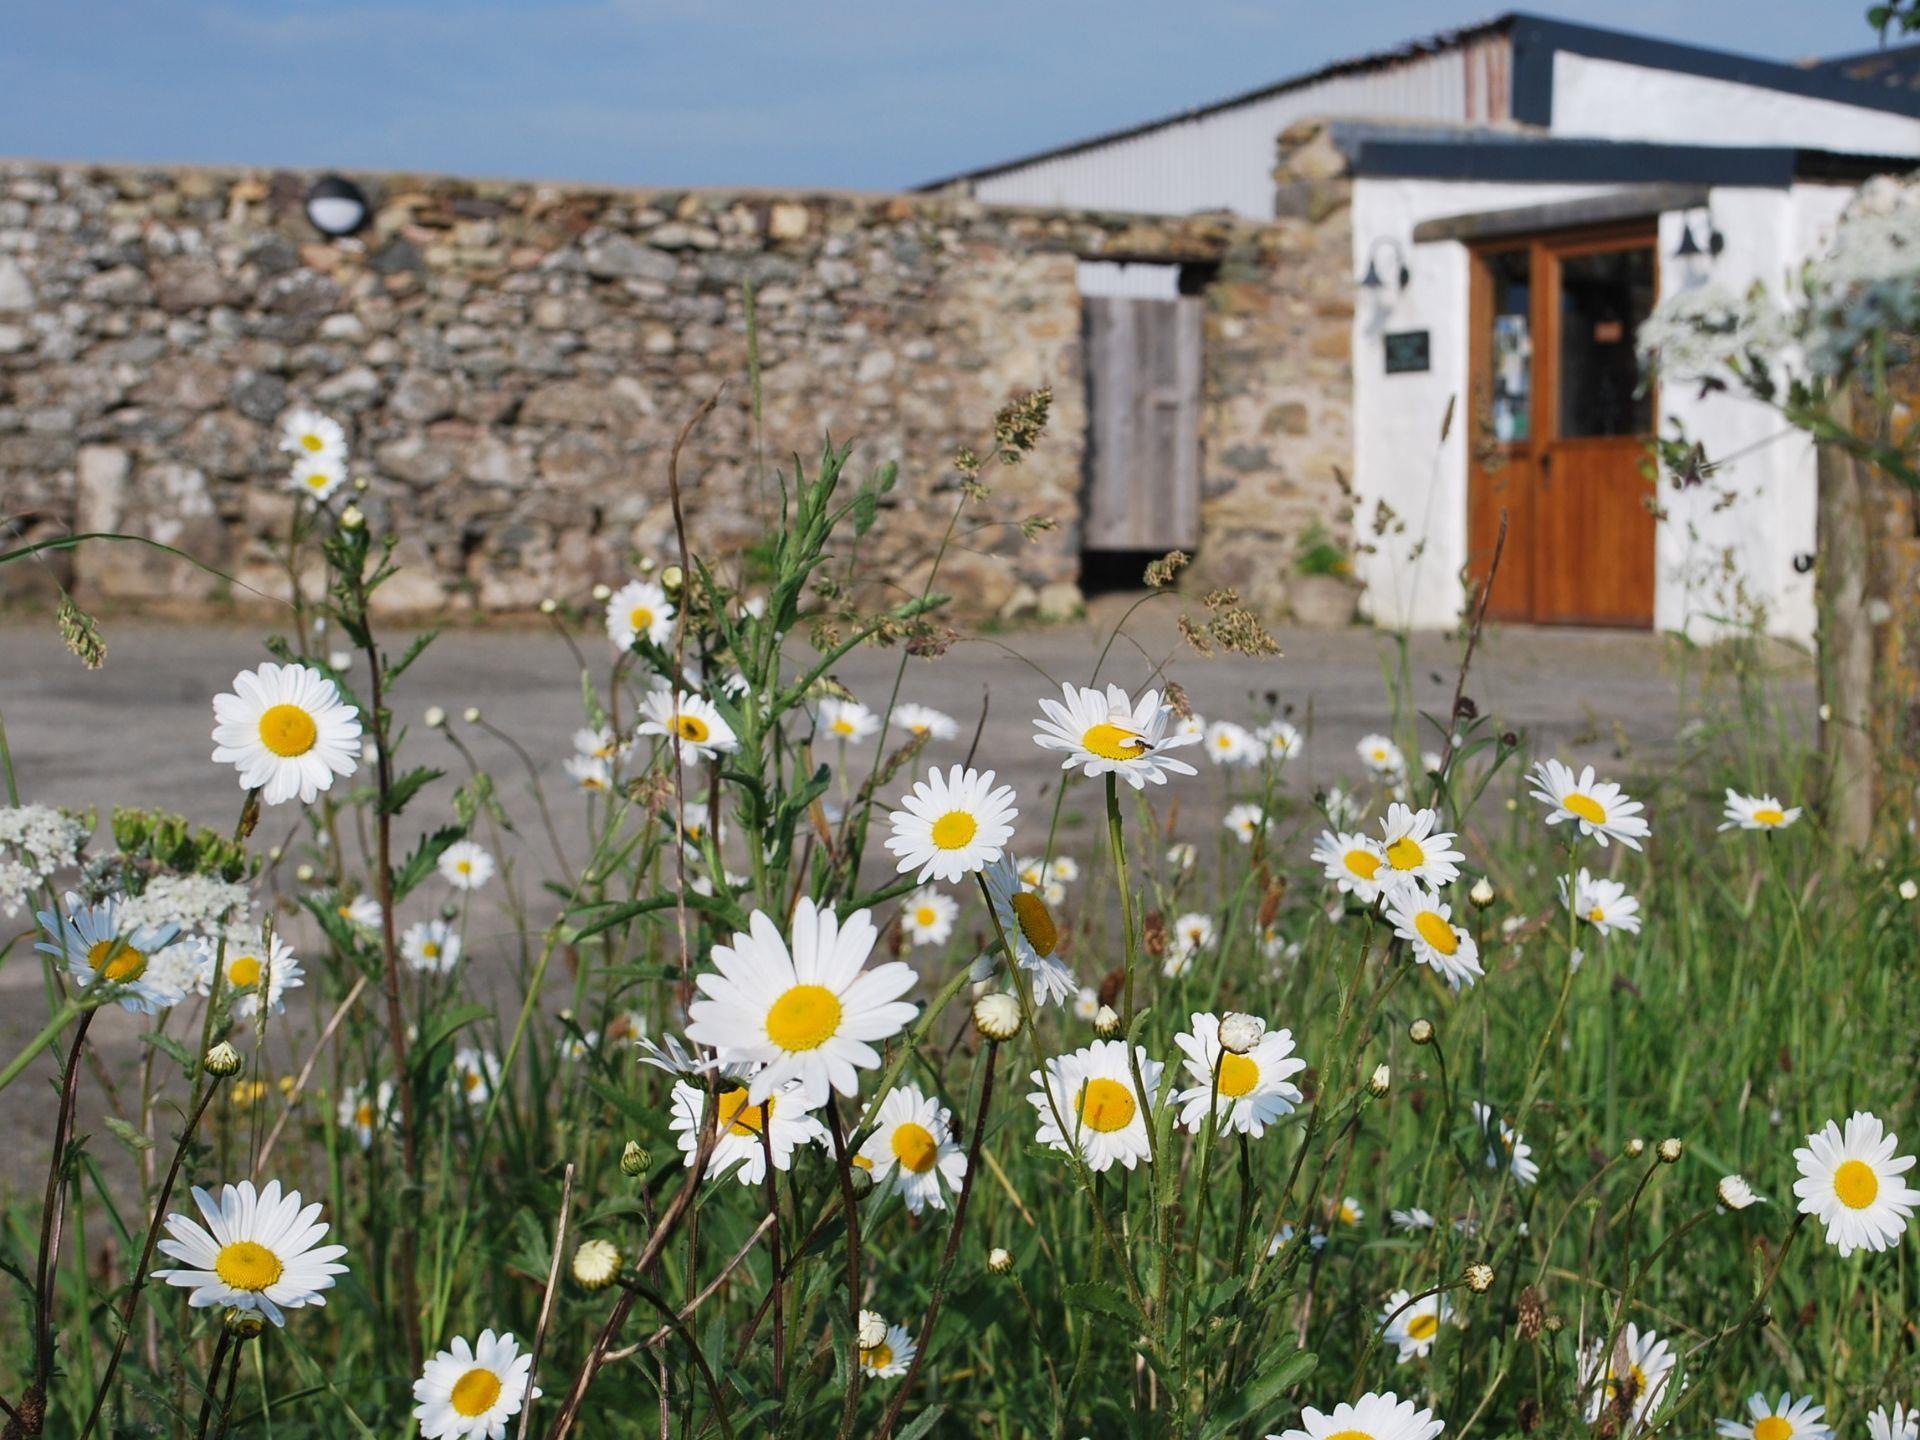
[1413,911,1459,956]
[861,1343,894,1370]
[1587,906,1606,923]
[1835,1158,1880,1210]
[851,1153,874,1170]
[1754,807,1786,826]
[1343,848,1381,880]
[629,605,654,632]
[228,954,263,988]
[450,1367,503,1418]
[462,1069,482,1091]
[833,718,857,735]
[914,906,938,927]
[1753,1418,1793,1440]
[890,1121,939,1174]
[1082,722,1148,761]
[304,470,330,490]
[1406,1312,1440,1341]
[1604,1363,1650,1405]
[421,941,441,959]
[1326,1431,1374,1440]
[1077,1077,1136,1133]
[258,703,318,758]
[299,432,325,453]
[213,1239,283,1291]
[675,714,711,744]
[1384,835,1426,870]
[87,939,147,982]
[1563,792,1607,825]
[1010,891,1058,957]
[456,860,472,874]
[355,1103,376,1128]
[715,1086,773,1138]
[930,811,978,850]
[1216,1053,1260,1098]
[765,984,842,1052]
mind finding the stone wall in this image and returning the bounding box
[0,160,1355,620]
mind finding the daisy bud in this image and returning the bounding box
[591,583,612,602]
[1657,1137,1683,1164]
[1900,879,1918,902]
[661,565,684,592]
[339,505,365,530]
[1468,876,1495,909]
[352,475,370,493]
[857,1309,888,1349]
[1409,1018,1435,1046]
[223,1307,267,1339]
[424,706,448,730]
[1464,1262,1494,1294]
[972,992,1021,1041]
[462,707,481,725]
[204,1042,242,1077]
[1625,1137,1646,1158]
[571,1238,622,1291]
[847,1164,875,1199]
[1818,703,1832,722]
[1093,1005,1122,1038]
[987,1247,1013,1275]
[540,597,559,615]
[328,650,352,671]
[639,556,657,574]
[295,863,316,884]
[1717,1174,1762,1210]
[1367,1063,1391,1097]
[1218,1012,1264,1054]
[620,1141,651,1177]
[267,845,283,863]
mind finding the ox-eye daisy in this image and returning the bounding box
[1029,1039,1163,1172]
[1558,869,1641,937]
[884,764,1017,885]
[637,689,737,763]
[1205,720,1257,766]
[1716,1392,1831,1440]
[1580,1322,1675,1426]
[1390,1207,1436,1232]
[1032,682,1199,789]
[1257,719,1302,762]
[1528,759,1650,849]
[338,1079,396,1149]
[1793,1111,1919,1256]
[817,698,880,744]
[154,1179,348,1327]
[1383,885,1482,990]
[439,841,495,891]
[36,893,184,1014]
[1721,790,1803,832]
[451,1047,500,1105]
[983,856,1076,1006]
[687,899,917,1106]
[859,1317,916,1379]
[1270,1390,1444,1440]
[1224,803,1265,844]
[857,1083,968,1214]
[604,579,674,651]
[1311,830,1388,905]
[901,888,957,947]
[414,1329,538,1439]
[1357,735,1406,777]
[563,754,611,794]
[1472,1102,1539,1185]
[403,919,462,974]
[1377,804,1466,888]
[1869,1406,1919,1440]
[1173,1012,1305,1138]
[289,455,347,501]
[279,408,347,465]
[892,703,958,741]
[1381,1289,1456,1364]
[212,926,303,1020]
[212,662,362,806]
[668,1075,827,1185]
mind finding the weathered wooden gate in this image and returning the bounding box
[1082,294,1203,551]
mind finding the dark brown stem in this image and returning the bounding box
[190,1330,234,1440]
[760,1122,784,1397]
[31,1005,96,1398]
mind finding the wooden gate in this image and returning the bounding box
[1082,295,1202,551]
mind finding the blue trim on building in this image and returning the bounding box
[1352,137,1913,186]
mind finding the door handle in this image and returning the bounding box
[1540,451,1552,490]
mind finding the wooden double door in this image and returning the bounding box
[1467,223,1658,626]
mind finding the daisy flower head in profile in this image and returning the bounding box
[1032,681,1200,790]
[1310,830,1388,905]
[856,1082,968,1214]
[900,888,958,947]
[982,855,1076,1006]
[1527,759,1650,849]
[278,407,348,465]
[153,1179,349,1327]
[1334,1194,1366,1226]
[636,689,737,764]
[1269,1390,1444,1440]
[1357,734,1406,778]
[572,725,628,765]
[1389,1207,1436,1232]
[891,702,959,742]
[884,764,1018,885]
[211,925,303,1020]
[1162,912,1216,978]
[1257,718,1302,763]
[35,893,184,1014]
[1205,720,1257,767]
[337,1079,396,1149]
[403,919,462,974]
[288,454,348,503]
[1869,1406,1919,1440]
[1579,1323,1675,1427]
[438,840,495,892]
[1382,883,1483,991]
[1377,803,1466,888]
[1793,1110,1920,1256]
[858,1315,916,1379]
[1380,1289,1456,1364]
[1472,1102,1539,1185]
[1557,868,1641,938]
[450,1047,500,1105]
[211,662,362,807]
[1072,986,1100,1022]
[1716,1392,1831,1440]
[336,893,382,931]
[1224,803,1266,845]
[668,1072,827,1185]
[604,578,674,652]
[686,898,917,1107]
[1173,1011,1306,1138]
[413,1328,538,1439]
[563,753,612,794]
[1720,789,1803,833]
[817,697,880,745]
[1029,1039,1163,1172]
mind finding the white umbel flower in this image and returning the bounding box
[858,1318,917,1379]
[1579,1322,1675,1426]
[1028,1039,1162,1172]
[153,1179,349,1327]
[438,841,495,891]
[686,899,917,1106]
[636,689,738,763]
[1527,759,1650,849]
[1310,830,1388,905]
[1173,1012,1305,1138]
[1472,1102,1538,1185]
[900,888,958,947]
[1558,869,1641,937]
[279,408,348,465]
[1720,790,1803,832]
[605,579,674,651]
[982,856,1076,1006]
[1793,1110,1920,1256]
[891,703,958,741]
[1270,1390,1444,1440]
[403,919,462,974]
[413,1328,538,1439]
[884,764,1018,884]
[1357,735,1406,777]
[1380,1289,1455,1363]
[212,926,303,1020]
[1716,1392,1830,1440]
[1376,804,1466,889]
[668,1076,827,1185]
[1032,682,1200,789]
[35,893,184,1014]
[816,698,880,744]
[1382,885,1483,990]
[211,663,362,806]
[857,1082,968,1214]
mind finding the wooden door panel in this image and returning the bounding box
[1083,294,1201,550]
[1533,438,1655,625]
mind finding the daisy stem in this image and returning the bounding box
[823,1099,868,1440]
[1350,1278,1467,1401]
[29,1004,94,1400]
[191,1328,234,1440]
[1103,774,1158,1167]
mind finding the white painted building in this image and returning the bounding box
[928,15,1920,640]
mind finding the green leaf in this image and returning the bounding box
[104,1116,154,1152]
[379,765,444,816]
[897,1405,946,1440]
[141,1032,194,1071]
[392,824,466,902]
[414,1003,492,1061]
[1200,1344,1316,1438]
[1064,1281,1139,1328]
[383,627,440,683]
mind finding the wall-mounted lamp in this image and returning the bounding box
[305,175,371,238]
[1672,209,1724,262]
[1358,237,1410,293]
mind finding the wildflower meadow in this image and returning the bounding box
[1,365,1918,1440]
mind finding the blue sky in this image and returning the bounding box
[0,3,1884,190]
